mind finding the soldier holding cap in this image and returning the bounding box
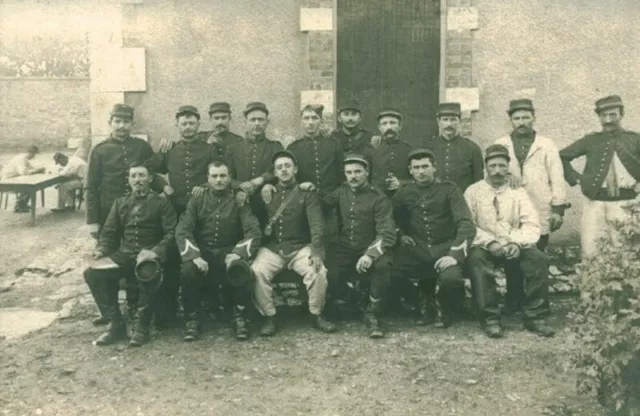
[421,103,483,192]
[368,108,413,196]
[198,101,244,148]
[250,150,336,336]
[331,99,375,155]
[224,102,283,227]
[560,95,640,259]
[391,148,476,328]
[464,144,554,338]
[84,164,177,347]
[493,99,568,314]
[176,159,261,341]
[322,154,396,338]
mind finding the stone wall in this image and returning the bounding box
[0,78,91,150]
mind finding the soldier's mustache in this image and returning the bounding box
[384,129,395,135]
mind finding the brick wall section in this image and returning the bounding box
[0,78,91,150]
[301,1,336,129]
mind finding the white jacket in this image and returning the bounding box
[494,134,567,235]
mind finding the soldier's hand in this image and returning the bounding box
[504,243,520,259]
[549,213,564,232]
[506,174,521,189]
[158,137,174,153]
[239,181,255,195]
[236,191,248,206]
[634,181,640,193]
[309,254,324,273]
[224,253,241,269]
[136,249,158,265]
[192,257,209,273]
[299,182,316,192]
[91,249,104,260]
[162,185,174,197]
[386,175,400,191]
[400,235,416,246]
[260,184,276,204]
[371,135,382,148]
[355,255,373,274]
[191,186,206,197]
[488,241,505,257]
[434,256,458,273]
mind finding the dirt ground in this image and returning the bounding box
[0,161,604,415]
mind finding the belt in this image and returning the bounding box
[592,188,637,201]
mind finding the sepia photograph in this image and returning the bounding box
[1,0,639,415]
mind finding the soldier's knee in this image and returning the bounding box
[439,266,464,290]
[180,262,199,281]
[83,267,95,284]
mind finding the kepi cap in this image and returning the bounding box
[408,148,435,162]
[343,153,369,169]
[338,99,362,114]
[484,144,510,162]
[507,98,535,115]
[271,150,298,165]
[135,258,164,292]
[376,107,403,121]
[436,102,461,117]
[110,103,134,120]
[226,258,253,288]
[176,105,200,119]
[209,101,231,115]
[595,95,623,113]
[243,101,269,117]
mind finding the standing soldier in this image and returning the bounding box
[493,99,568,314]
[225,102,283,227]
[369,108,413,196]
[83,164,177,347]
[251,150,336,336]
[322,154,396,338]
[198,101,244,148]
[560,95,640,259]
[465,144,553,338]
[392,149,476,328]
[332,100,375,155]
[421,103,484,192]
[84,104,167,325]
[176,160,261,341]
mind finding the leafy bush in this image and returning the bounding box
[570,198,640,415]
[0,36,89,78]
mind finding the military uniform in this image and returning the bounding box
[83,191,177,345]
[197,130,243,149]
[332,127,374,156]
[287,134,344,195]
[368,138,413,195]
[176,186,261,340]
[392,177,476,325]
[420,135,484,192]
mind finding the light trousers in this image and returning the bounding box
[580,195,632,259]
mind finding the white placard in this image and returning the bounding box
[445,87,480,112]
[300,90,334,114]
[300,8,333,31]
[91,48,146,92]
[447,7,479,31]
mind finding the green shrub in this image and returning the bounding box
[570,198,640,415]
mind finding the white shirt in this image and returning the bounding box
[2,154,37,179]
[464,179,541,248]
[57,155,87,179]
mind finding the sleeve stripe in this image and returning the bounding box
[180,239,200,256]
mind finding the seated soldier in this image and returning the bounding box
[83,164,177,347]
[250,150,336,336]
[2,144,46,213]
[176,160,261,341]
[464,144,555,338]
[320,154,396,338]
[52,152,86,212]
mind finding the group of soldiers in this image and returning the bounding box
[82,93,640,347]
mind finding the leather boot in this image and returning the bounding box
[92,315,109,326]
[415,295,437,326]
[94,310,127,346]
[364,297,384,338]
[523,319,555,338]
[483,320,504,339]
[311,314,337,334]
[233,305,249,341]
[184,319,200,342]
[259,316,277,337]
[129,304,152,347]
[434,303,454,329]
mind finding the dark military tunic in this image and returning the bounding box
[560,128,640,201]
[262,183,324,256]
[197,130,243,150]
[368,138,413,193]
[331,127,374,156]
[322,183,396,258]
[146,138,224,213]
[225,134,283,185]
[511,131,536,171]
[175,187,262,262]
[98,190,177,264]
[420,135,484,192]
[287,134,344,194]
[85,135,165,227]
[392,180,475,263]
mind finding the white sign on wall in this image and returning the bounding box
[300,8,333,31]
[300,90,334,114]
[445,87,480,113]
[447,7,479,31]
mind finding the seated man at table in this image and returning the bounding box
[51,152,87,212]
[2,144,45,213]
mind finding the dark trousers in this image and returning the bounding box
[154,246,181,324]
[467,246,550,325]
[180,247,252,322]
[84,255,158,325]
[14,192,30,210]
[504,234,549,311]
[392,244,465,314]
[326,244,391,310]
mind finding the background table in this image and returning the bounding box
[0,174,73,225]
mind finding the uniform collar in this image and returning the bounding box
[108,133,132,143]
[276,180,297,190]
[246,133,266,143]
[208,186,231,197]
[131,190,150,200]
[341,126,362,137]
[439,134,460,142]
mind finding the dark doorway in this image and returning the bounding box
[336,0,441,145]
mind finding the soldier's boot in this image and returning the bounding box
[129,304,152,347]
[311,314,337,334]
[94,308,127,346]
[233,305,249,341]
[415,294,437,326]
[364,298,385,339]
[183,313,201,342]
[434,303,454,329]
[92,316,109,326]
[259,316,277,337]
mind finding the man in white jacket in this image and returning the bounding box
[493,99,568,314]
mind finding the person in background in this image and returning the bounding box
[51,152,87,213]
[2,144,45,213]
[332,100,375,155]
[199,101,244,149]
